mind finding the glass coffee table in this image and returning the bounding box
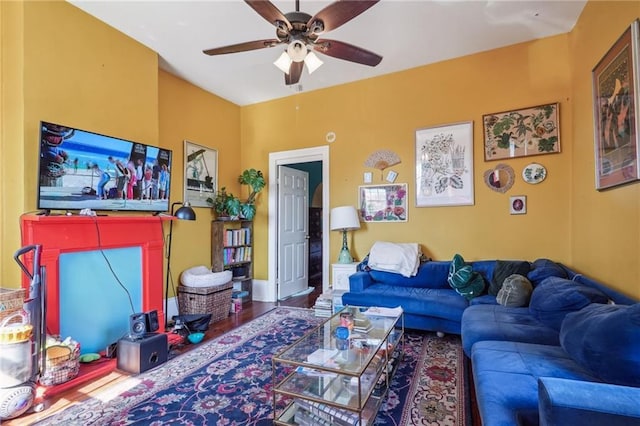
[272,306,404,426]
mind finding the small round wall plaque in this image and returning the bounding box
[522,163,547,184]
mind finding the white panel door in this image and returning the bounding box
[277,166,309,300]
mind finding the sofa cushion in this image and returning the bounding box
[496,274,533,307]
[489,260,531,295]
[560,303,640,387]
[529,277,609,330]
[342,283,468,322]
[448,254,485,300]
[461,304,560,355]
[468,260,497,284]
[471,340,601,426]
[368,261,451,289]
[528,258,568,286]
[469,294,498,305]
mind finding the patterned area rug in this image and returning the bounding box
[35,307,468,425]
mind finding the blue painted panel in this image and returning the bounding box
[59,247,142,354]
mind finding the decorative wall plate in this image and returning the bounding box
[522,163,547,184]
[483,163,515,193]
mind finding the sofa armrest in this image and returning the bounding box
[538,377,640,426]
[349,271,373,292]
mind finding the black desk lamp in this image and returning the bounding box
[165,201,196,330]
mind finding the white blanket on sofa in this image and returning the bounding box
[367,241,420,277]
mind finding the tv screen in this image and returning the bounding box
[38,121,172,213]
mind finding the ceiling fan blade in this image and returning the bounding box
[307,0,379,35]
[245,0,292,31]
[313,39,382,66]
[203,39,281,56]
[285,61,304,85]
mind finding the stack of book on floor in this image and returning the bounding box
[313,293,333,318]
[294,399,360,426]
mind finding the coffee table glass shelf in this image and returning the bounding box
[272,306,404,426]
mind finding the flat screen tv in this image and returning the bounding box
[38,121,172,213]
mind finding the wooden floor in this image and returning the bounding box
[6,286,323,425]
[8,285,481,425]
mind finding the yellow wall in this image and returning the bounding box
[0,1,240,295]
[1,1,26,288]
[1,0,639,301]
[243,35,573,271]
[158,70,241,293]
[569,1,640,298]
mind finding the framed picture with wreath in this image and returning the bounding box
[592,19,640,190]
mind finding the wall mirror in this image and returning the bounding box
[483,163,514,193]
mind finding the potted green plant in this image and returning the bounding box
[238,168,265,220]
[207,187,240,220]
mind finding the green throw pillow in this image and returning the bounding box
[448,254,486,300]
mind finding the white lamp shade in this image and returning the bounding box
[304,51,323,74]
[273,51,292,74]
[287,40,307,62]
[330,206,361,231]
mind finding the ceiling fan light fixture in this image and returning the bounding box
[287,40,307,62]
[274,51,292,74]
[304,51,323,74]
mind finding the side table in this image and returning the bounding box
[332,262,359,291]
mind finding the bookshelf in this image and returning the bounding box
[211,220,253,304]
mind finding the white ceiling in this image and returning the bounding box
[68,0,587,106]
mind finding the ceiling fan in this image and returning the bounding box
[203,0,383,85]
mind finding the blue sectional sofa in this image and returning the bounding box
[342,259,498,334]
[342,257,640,426]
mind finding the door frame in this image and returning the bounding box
[268,146,330,301]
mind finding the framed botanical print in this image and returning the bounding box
[415,121,474,207]
[483,103,560,161]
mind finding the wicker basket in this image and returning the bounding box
[177,281,233,324]
[40,346,80,386]
[0,288,26,324]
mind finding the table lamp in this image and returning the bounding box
[330,206,361,264]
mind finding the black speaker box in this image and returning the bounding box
[117,333,168,374]
[145,310,159,332]
[129,312,147,338]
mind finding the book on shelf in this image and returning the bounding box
[306,348,338,364]
[294,407,333,426]
[223,227,252,247]
[294,398,360,426]
[353,317,372,333]
[222,247,252,266]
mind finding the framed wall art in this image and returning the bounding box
[483,103,560,161]
[358,184,408,222]
[592,19,640,190]
[415,121,474,207]
[184,140,217,207]
[509,196,527,215]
